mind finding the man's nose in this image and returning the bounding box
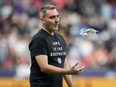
[55,18,59,23]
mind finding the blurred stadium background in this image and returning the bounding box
[0,0,116,87]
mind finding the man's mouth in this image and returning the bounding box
[54,25,58,28]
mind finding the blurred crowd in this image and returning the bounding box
[0,0,116,78]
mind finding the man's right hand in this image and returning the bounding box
[68,62,85,75]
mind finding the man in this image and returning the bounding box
[29,5,85,87]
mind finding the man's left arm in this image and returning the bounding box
[64,59,74,87]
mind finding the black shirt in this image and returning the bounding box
[29,29,66,87]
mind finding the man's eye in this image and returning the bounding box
[49,15,59,19]
[50,16,55,19]
[57,15,59,18]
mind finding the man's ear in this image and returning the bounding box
[40,17,45,23]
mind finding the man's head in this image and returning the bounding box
[40,5,59,34]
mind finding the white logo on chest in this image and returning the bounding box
[57,58,62,64]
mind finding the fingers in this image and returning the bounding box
[78,65,85,71]
[77,65,85,74]
[70,62,85,75]
[80,65,85,69]
[71,62,79,69]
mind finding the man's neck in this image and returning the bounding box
[42,27,54,35]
